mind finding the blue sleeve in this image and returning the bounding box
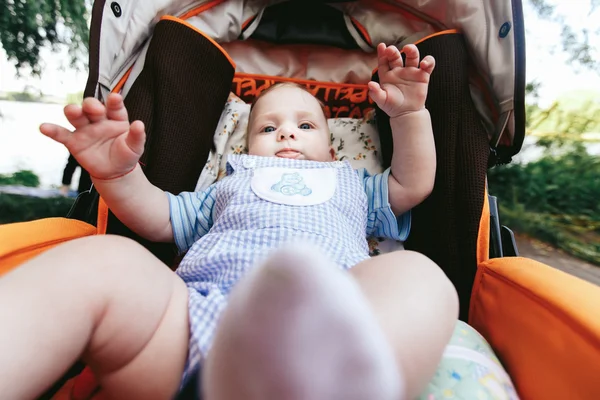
[357,167,411,241]
[165,184,217,254]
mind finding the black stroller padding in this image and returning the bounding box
[375,33,489,320]
[107,18,235,265]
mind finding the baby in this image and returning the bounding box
[0,44,458,400]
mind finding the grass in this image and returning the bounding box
[0,193,75,224]
[499,203,600,266]
[0,170,40,187]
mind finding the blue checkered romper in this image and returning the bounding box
[166,154,410,382]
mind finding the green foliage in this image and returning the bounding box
[0,0,91,76]
[489,93,600,265]
[489,150,600,265]
[2,91,40,102]
[66,91,84,104]
[0,86,47,102]
[528,0,599,73]
[528,92,600,138]
[495,202,600,266]
[0,170,40,187]
[0,169,72,224]
[489,149,600,221]
[0,194,74,224]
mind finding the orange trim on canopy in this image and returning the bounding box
[414,29,459,45]
[96,66,134,235]
[94,73,132,235]
[242,15,255,31]
[371,29,460,76]
[477,186,491,264]
[350,17,372,46]
[161,15,236,69]
[97,12,236,234]
[178,0,227,20]
[111,2,233,96]
[97,197,109,235]
[113,68,132,94]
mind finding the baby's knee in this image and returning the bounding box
[45,234,151,277]
[70,233,142,251]
[396,250,458,308]
[63,234,147,259]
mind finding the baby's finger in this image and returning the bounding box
[420,55,436,75]
[39,123,73,146]
[376,43,390,76]
[81,97,107,123]
[64,104,90,129]
[367,81,388,108]
[385,45,404,69]
[126,120,147,156]
[402,44,420,69]
[105,93,130,122]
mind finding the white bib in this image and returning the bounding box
[251,167,337,206]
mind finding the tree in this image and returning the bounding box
[527,0,599,73]
[523,0,600,151]
[0,0,90,76]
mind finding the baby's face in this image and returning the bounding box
[247,86,335,162]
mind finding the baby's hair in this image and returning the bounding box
[250,82,327,114]
[245,82,328,146]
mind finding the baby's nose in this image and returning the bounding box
[278,127,297,140]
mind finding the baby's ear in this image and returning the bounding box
[329,146,336,161]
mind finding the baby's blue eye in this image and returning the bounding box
[263,126,275,133]
[299,123,312,129]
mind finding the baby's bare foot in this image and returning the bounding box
[204,245,404,400]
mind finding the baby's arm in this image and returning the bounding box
[368,43,436,216]
[40,94,173,243]
[93,164,172,242]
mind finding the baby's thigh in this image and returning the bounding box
[349,250,450,287]
[65,235,191,399]
[93,275,189,400]
[348,250,458,313]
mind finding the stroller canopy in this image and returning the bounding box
[86,0,525,165]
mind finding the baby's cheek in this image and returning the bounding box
[248,138,271,156]
[247,135,259,153]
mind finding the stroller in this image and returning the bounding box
[1,0,599,398]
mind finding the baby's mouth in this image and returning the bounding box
[276,149,302,159]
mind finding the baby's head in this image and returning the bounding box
[246,83,335,162]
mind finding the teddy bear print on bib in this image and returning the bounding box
[251,167,337,206]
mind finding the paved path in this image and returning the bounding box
[514,234,600,286]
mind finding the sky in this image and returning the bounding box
[0,0,599,106]
[522,0,600,106]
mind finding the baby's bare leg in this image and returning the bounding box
[0,235,189,400]
[349,250,459,399]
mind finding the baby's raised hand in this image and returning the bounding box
[40,93,146,180]
[368,43,435,119]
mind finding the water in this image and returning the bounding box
[0,100,81,190]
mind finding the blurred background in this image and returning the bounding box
[0,0,598,280]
